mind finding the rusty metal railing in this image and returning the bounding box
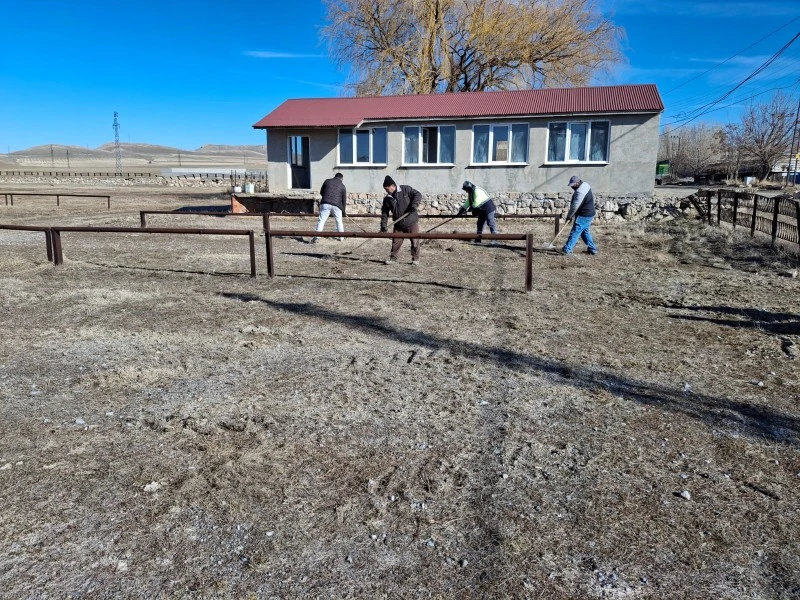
[0,224,53,262]
[260,214,535,292]
[139,209,561,235]
[3,192,112,209]
[49,226,257,277]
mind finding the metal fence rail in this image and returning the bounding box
[49,226,257,277]
[0,224,53,262]
[139,210,561,235]
[3,192,112,209]
[261,216,535,292]
[697,189,800,250]
[0,171,150,177]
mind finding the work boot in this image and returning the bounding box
[310,237,319,244]
[411,259,420,266]
[384,257,397,265]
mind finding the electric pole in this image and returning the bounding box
[788,96,800,188]
[67,148,70,169]
[50,144,54,168]
[113,112,122,175]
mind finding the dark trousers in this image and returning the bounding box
[474,200,497,234]
[391,222,420,260]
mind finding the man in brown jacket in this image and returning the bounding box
[380,175,422,265]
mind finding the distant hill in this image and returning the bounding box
[2,143,266,170]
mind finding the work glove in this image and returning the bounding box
[457,207,467,216]
[380,226,388,233]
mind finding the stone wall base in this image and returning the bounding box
[0,177,690,221]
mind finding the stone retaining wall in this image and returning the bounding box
[0,175,230,188]
[345,191,689,222]
[0,176,689,220]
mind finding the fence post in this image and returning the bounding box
[707,193,712,224]
[140,211,147,227]
[732,194,739,229]
[771,197,780,247]
[107,195,111,209]
[263,213,274,278]
[248,230,257,278]
[51,229,63,265]
[795,200,800,252]
[716,190,722,224]
[525,233,533,293]
[45,229,53,263]
[56,195,60,207]
[554,214,561,236]
[750,196,758,236]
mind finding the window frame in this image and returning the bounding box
[546,120,610,164]
[402,125,456,166]
[337,126,388,166]
[470,123,529,166]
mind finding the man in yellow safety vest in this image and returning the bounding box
[458,181,498,244]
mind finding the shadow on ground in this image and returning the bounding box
[666,304,800,336]
[220,295,800,447]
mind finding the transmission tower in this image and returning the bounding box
[113,112,122,175]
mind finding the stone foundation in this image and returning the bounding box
[0,175,690,221]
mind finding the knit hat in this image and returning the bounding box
[568,175,580,186]
[383,175,396,188]
[462,181,475,191]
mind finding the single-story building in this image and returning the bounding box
[252,84,663,199]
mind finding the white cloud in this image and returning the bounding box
[608,0,800,18]
[244,50,325,59]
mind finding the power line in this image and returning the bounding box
[664,51,800,117]
[659,77,800,133]
[661,31,800,134]
[663,16,800,96]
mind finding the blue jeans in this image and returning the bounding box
[563,215,597,254]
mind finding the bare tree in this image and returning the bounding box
[735,93,795,180]
[322,0,621,95]
[661,123,723,180]
[718,124,746,182]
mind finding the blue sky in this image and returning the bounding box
[1,0,798,151]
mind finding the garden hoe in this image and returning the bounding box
[341,213,411,256]
[543,220,570,249]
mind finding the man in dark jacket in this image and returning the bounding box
[380,175,422,265]
[312,173,347,243]
[561,175,598,255]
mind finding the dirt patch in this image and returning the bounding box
[1,188,799,598]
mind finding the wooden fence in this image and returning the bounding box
[695,189,800,249]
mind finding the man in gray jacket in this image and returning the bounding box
[380,175,422,265]
[561,175,598,255]
[312,173,347,243]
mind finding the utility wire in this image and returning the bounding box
[663,16,800,95]
[660,31,800,134]
[659,76,800,133]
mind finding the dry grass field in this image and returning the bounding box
[0,186,799,599]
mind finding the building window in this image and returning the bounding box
[472,124,528,164]
[338,127,388,165]
[403,125,456,164]
[547,121,609,163]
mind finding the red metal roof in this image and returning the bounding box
[253,84,663,129]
